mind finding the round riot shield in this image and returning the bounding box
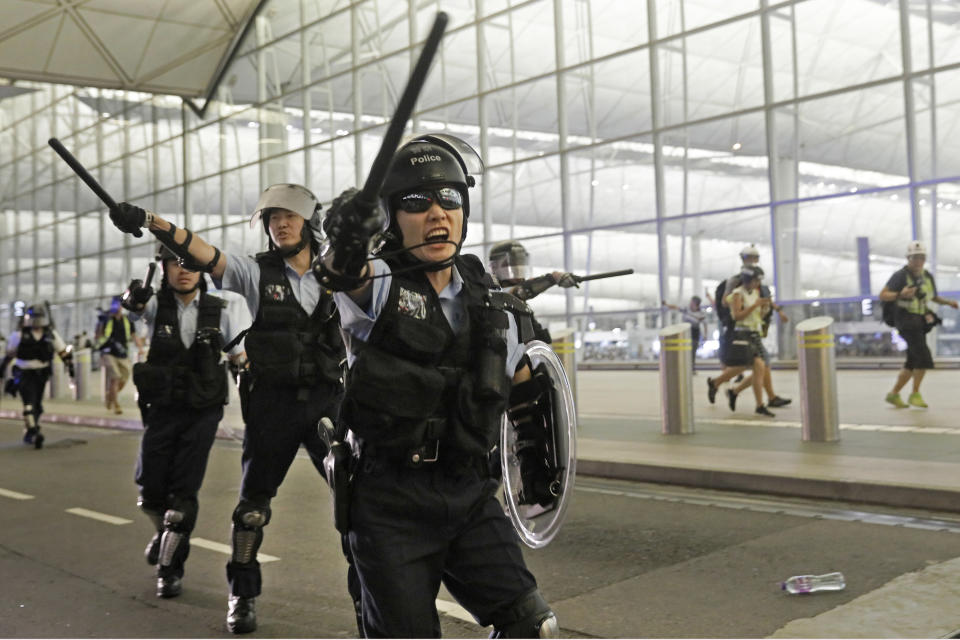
[500,340,577,549]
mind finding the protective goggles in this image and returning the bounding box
[393,187,463,213]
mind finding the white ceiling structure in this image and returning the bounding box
[0,0,263,98]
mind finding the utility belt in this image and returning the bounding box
[355,436,491,475]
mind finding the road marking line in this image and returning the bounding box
[191,537,279,563]
[578,413,960,435]
[435,598,481,626]
[65,508,132,525]
[0,488,34,500]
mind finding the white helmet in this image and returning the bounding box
[740,244,760,260]
[906,240,927,257]
[249,183,321,228]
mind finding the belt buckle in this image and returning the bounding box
[410,440,439,465]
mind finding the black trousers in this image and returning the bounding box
[899,323,934,370]
[227,381,340,597]
[348,456,538,638]
[136,403,223,578]
[18,367,50,423]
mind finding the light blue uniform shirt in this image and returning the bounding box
[221,253,322,319]
[334,260,526,375]
[132,290,251,356]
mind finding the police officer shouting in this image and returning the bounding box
[108,184,345,634]
[1,305,74,449]
[122,245,250,599]
[315,134,559,638]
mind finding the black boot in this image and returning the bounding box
[156,575,182,598]
[33,431,44,449]
[23,427,37,445]
[227,595,257,634]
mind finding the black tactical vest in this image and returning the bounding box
[242,252,344,388]
[342,253,527,457]
[132,289,227,409]
[16,328,55,362]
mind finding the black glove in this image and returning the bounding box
[323,188,381,277]
[120,278,154,311]
[109,202,146,237]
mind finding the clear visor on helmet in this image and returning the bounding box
[490,244,530,283]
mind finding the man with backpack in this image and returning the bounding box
[879,241,958,408]
[709,246,790,409]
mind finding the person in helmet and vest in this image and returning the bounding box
[487,240,577,343]
[120,245,250,599]
[315,134,559,638]
[1,305,74,448]
[108,184,346,634]
[95,296,142,414]
[879,240,958,408]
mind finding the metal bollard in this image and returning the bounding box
[73,348,92,401]
[659,323,694,435]
[48,360,66,399]
[550,328,577,409]
[796,316,840,442]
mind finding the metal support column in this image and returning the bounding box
[553,0,574,325]
[899,0,920,241]
[647,0,670,324]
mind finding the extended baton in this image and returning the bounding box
[356,11,449,210]
[48,137,118,210]
[573,268,635,283]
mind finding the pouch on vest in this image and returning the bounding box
[133,362,174,406]
[244,330,303,382]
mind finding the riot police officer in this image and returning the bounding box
[107,184,345,634]
[122,245,250,599]
[488,240,577,301]
[1,305,74,449]
[487,240,577,344]
[315,134,559,638]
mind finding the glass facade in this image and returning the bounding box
[2,0,959,361]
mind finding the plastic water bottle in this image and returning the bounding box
[781,572,846,594]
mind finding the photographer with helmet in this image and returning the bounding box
[108,184,346,634]
[121,245,250,599]
[879,240,958,408]
[315,134,558,638]
[1,304,74,448]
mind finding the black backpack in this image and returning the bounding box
[715,277,738,331]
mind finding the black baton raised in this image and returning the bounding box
[356,11,449,210]
[48,137,118,210]
[573,268,635,283]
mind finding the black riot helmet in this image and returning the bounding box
[488,240,531,285]
[22,305,49,328]
[249,183,324,257]
[156,243,206,293]
[379,134,483,249]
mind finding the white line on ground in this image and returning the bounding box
[578,413,960,435]
[435,598,482,626]
[65,507,133,525]
[0,487,34,500]
[190,537,279,563]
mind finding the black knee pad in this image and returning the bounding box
[232,499,271,529]
[138,496,166,520]
[490,590,559,639]
[164,495,199,533]
[231,499,271,565]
